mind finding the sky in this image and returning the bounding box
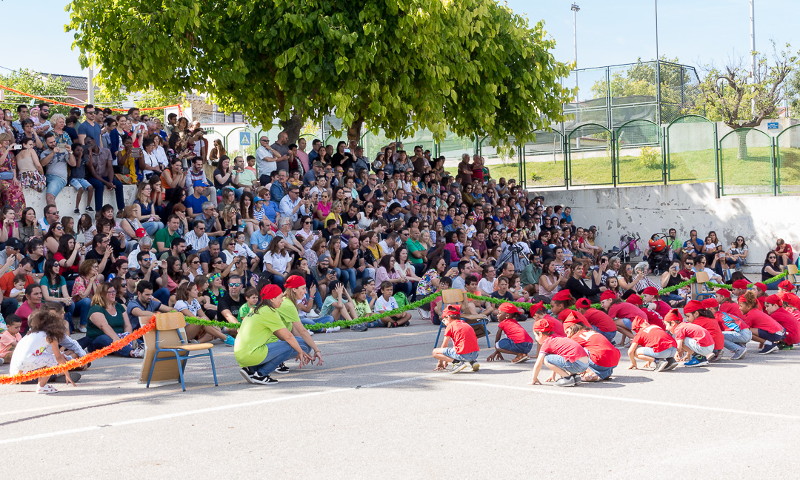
[0,0,796,78]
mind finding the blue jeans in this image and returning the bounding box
[660,293,683,304]
[588,361,614,380]
[143,221,164,236]
[637,346,677,359]
[89,334,133,357]
[87,177,125,210]
[497,338,533,354]
[723,329,752,352]
[153,287,171,307]
[251,337,311,376]
[340,268,357,291]
[74,297,92,327]
[46,174,67,197]
[443,347,479,362]
[545,354,589,374]
[300,315,334,326]
[313,291,323,310]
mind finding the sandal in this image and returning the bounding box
[37,384,59,394]
[512,355,530,364]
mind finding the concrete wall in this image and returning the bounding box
[22,185,138,218]
[533,183,795,265]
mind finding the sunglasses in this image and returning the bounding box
[229,282,241,287]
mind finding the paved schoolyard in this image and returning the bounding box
[2,311,800,478]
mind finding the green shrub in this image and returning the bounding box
[638,146,661,169]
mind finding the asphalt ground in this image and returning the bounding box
[2,310,800,479]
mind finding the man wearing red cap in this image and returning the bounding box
[235,284,315,385]
[433,304,481,373]
[486,303,534,363]
[731,279,750,299]
[764,295,800,348]
[530,317,589,387]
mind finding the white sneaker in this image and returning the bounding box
[307,329,314,336]
[76,326,87,333]
[325,326,341,333]
[306,310,320,319]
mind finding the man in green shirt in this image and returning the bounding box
[233,155,258,194]
[234,286,315,385]
[406,227,427,276]
[667,228,682,262]
[154,215,182,253]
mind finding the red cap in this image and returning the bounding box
[765,294,783,306]
[683,300,705,314]
[642,286,659,296]
[259,284,283,300]
[443,305,462,317]
[284,275,306,289]
[778,280,794,291]
[600,290,617,301]
[562,313,581,328]
[738,295,748,304]
[702,298,719,309]
[575,298,591,309]
[715,288,731,298]
[755,282,767,293]
[732,279,749,290]
[626,294,643,306]
[533,317,553,332]
[664,308,683,323]
[552,290,572,302]
[631,316,649,332]
[529,301,544,316]
[498,302,522,314]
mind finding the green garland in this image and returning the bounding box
[657,278,696,294]
[707,270,788,290]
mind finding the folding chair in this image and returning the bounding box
[691,271,711,300]
[433,288,492,348]
[146,312,219,391]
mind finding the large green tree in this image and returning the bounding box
[67,0,571,144]
[0,69,71,115]
[695,46,798,157]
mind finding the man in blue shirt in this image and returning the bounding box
[77,104,102,145]
[250,221,274,256]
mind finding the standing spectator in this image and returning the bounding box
[271,132,291,172]
[77,104,101,145]
[0,133,26,216]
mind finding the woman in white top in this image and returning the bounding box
[357,202,376,230]
[263,236,293,287]
[139,137,163,180]
[537,259,562,299]
[392,247,420,297]
[152,135,170,169]
[174,282,234,345]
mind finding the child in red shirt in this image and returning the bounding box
[664,309,714,367]
[487,303,534,363]
[739,291,786,355]
[600,291,641,343]
[764,295,800,348]
[777,280,800,311]
[576,297,618,343]
[628,316,678,371]
[713,303,751,360]
[563,316,620,381]
[529,301,565,337]
[627,294,665,329]
[641,286,671,318]
[433,305,480,373]
[530,317,589,387]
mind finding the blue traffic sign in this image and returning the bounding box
[767,122,779,130]
[240,131,252,145]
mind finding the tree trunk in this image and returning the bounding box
[279,113,303,144]
[736,129,749,160]
[347,119,364,146]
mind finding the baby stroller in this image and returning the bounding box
[606,232,641,263]
[645,233,671,275]
[496,243,531,272]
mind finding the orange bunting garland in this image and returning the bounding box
[0,83,181,112]
[0,317,156,385]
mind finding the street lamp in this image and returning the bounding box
[571,3,581,145]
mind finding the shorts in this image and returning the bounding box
[620,318,633,330]
[443,347,479,363]
[637,346,677,359]
[588,361,614,380]
[497,338,533,355]
[545,354,588,374]
[593,327,617,342]
[70,178,91,190]
[46,174,67,197]
[683,337,714,357]
[756,328,786,343]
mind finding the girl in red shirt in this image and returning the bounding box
[600,290,643,343]
[628,316,678,372]
[563,316,620,381]
[777,281,800,311]
[763,295,800,348]
[683,299,725,362]
[739,291,786,355]
[663,309,714,367]
[641,286,671,318]
[529,302,565,337]
[530,317,589,387]
[486,303,534,363]
[627,294,665,329]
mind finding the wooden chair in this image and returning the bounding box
[146,312,219,391]
[433,288,491,348]
[691,271,713,300]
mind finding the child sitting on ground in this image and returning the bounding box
[433,305,481,373]
[374,281,411,327]
[663,309,715,368]
[318,281,355,331]
[9,310,77,394]
[563,314,620,381]
[0,315,22,365]
[350,285,372,332]
[530,317,589,387]
[627,316,678,372]
[486,303,534,363]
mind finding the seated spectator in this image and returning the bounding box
[84,283,143,358]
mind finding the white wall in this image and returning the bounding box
[532,183,795,265]
[23,185,138,218]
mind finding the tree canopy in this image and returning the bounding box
[0,69,71,115]
[67,0,572,143]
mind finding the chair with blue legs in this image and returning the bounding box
[146,312,218,391]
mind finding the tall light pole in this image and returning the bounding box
[749,0,756,116]
[654,0,662,126]
[571,3,581,145]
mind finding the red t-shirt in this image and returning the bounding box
[540,336,587,362]
[652,300,671,318]
[582,308,617,333]
[608,302,647,322]
[445,320,480,355]
[498,319,533,344]
[691,316,724,350]
[573,330,620,368]
[543,314,565,337]
[557,309,591,329]
[769,307,800,344]
[633,325,677,352]
[672,322,714,347]
[744,309,784,334]
[53,252,80,276]
[643,309,665,329]
[0,271,34,297]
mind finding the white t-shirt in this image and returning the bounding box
[175,299,202,316]
[256,146,276,177]
[9,331,55,374]
[478,278,495,296]
[264,251,291,274]
[374,295,399,313]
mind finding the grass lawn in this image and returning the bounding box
[444,147,800,192]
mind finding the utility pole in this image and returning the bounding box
[655,0,661,126]
[571,3,581,147]
[87,65,94,105]
[750,0,756,116]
